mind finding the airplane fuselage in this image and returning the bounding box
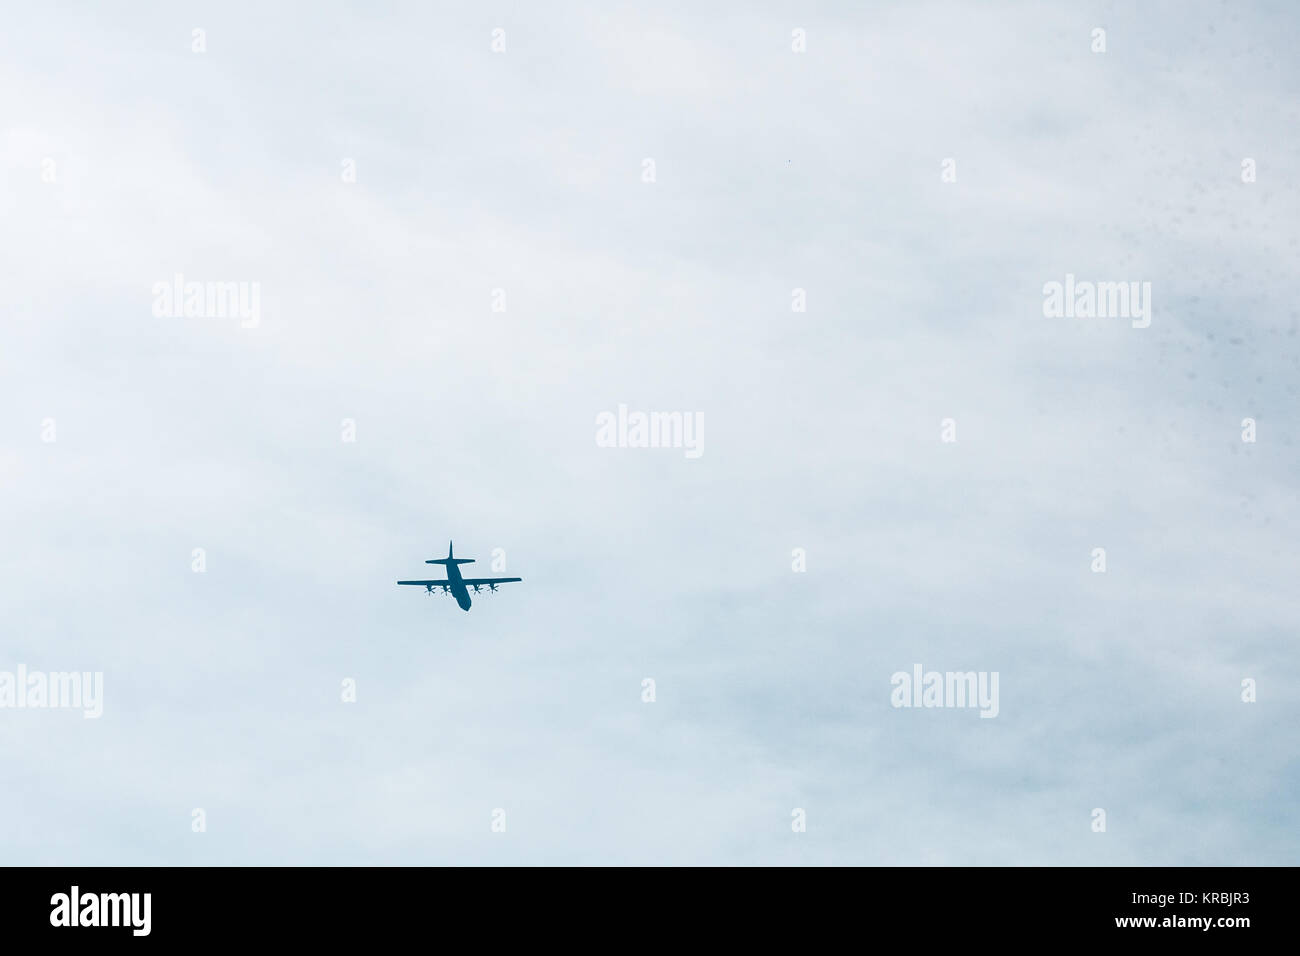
[445,561,472,611]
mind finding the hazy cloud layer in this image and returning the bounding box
[1,1,1297,864]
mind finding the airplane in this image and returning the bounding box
[397,541,522,612]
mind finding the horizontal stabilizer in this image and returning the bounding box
[428,539,474,565]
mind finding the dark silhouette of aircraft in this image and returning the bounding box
[397,541,522,612]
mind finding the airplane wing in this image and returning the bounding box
[396,578,522,587]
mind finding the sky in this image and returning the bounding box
[1,1,1298,865]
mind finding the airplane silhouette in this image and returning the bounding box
[397,541,522,612]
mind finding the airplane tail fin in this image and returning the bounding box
[426,540,475,565]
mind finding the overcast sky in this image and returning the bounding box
[2,1,1297,864]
